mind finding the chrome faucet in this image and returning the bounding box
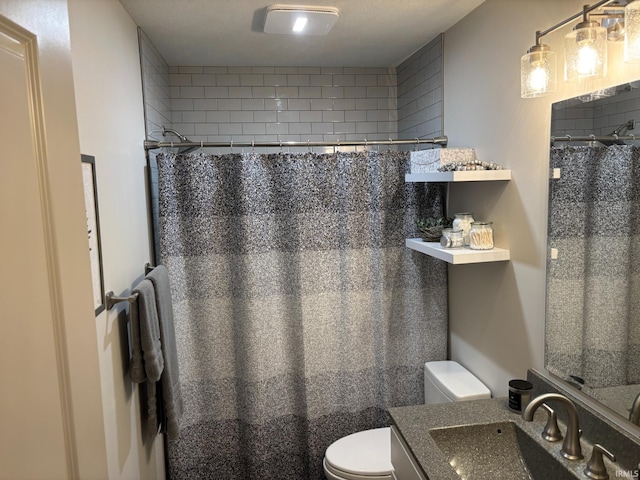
[629,391,640,426]
[522,393,583,460]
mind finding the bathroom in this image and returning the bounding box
[2,0,639,479]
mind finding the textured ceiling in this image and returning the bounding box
[118,0,485,67]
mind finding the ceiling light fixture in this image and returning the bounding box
[264,5,339,36]
[292,17,308,33]
[521,0,640,98]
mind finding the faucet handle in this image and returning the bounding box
[584,444,616,480]
[541,403,563,442]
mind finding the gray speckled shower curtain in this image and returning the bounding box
[156,150,447,480]
[546,145,640,388]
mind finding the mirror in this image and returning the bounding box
[547,82,640,428]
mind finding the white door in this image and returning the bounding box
[0,5,108,479]
[0,18,73,480]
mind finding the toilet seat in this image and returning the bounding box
[323,427,393,480]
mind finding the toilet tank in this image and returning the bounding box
[424,361,491,404]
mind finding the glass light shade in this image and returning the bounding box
[564,24,607,82]
[625,0,640,63]
[601,14,625,41]
[521,46,557,98]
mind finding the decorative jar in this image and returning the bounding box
[469,221,494,250]
[440,228,464,249]
[452,213,475,246]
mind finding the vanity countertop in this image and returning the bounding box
[388,398,598,480]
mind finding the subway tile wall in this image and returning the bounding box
[551,87,640,139]
[592,88,640,135]
[139,29,172,140]
[397,34,444,143]
[138,32,444,154]
[168,66,398,153]
[139,29,170,262]
[550,102,594,139]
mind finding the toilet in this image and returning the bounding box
[323,361,491,480]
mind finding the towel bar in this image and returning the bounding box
[105,291,138,310]
[105,263,156,310]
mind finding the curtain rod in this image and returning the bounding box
[143,136,448,151]
[551,134,640,144]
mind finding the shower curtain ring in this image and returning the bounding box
[415,138,419,151]
[170,141,174,148]
[307,139,311,152]
[631,134,636,141]
[252,139,255,152]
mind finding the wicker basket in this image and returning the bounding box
[416,217,452,242]
[419,226,446,242]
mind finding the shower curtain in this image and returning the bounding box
[546,145,640,388]
[155,150,448,480]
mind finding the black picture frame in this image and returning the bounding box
[81,154,105,316]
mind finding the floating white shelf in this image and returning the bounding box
[405,239,510,264]
[405,170,512,183]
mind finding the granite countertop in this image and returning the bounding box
[388,398,601,480]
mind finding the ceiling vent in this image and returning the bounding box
[263,5,339,36]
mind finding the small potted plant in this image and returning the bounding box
[416,217,453,242]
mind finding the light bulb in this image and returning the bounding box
[529,66,549,92]
[577,45,599,75]
[521,45,556,98]
[564,23,607,82]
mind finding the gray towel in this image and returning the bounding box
[147,265,183,440]
[131,279,165,434]
[128,295,145,384]
[131,280,164,382]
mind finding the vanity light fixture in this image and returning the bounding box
[564,18,608,82]
[263,5,339,36]
[521,0,640,98]
[626,0,640,61]
[521,41,557,98]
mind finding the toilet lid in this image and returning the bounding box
[325,427,393,476]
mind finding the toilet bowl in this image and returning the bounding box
[322,361,490,480]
